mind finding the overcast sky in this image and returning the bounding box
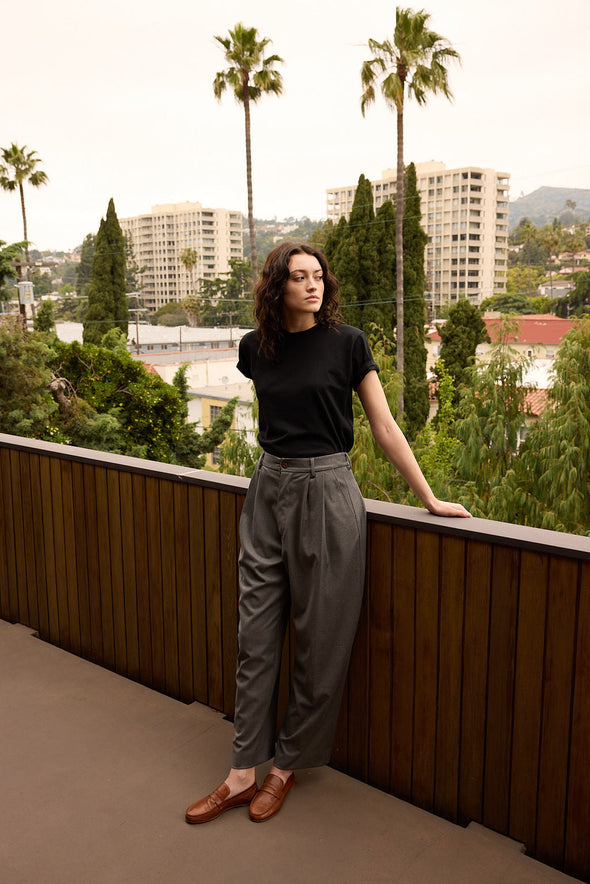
[2,0,588,251]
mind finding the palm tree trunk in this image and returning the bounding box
[242,87,258,287]
[395,102,405,418]
[19,182,30,281]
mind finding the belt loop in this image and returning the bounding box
[258,452,265,470]
[345,453,352,470]
[310,457,316,478]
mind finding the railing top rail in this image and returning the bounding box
[2,433,589,561]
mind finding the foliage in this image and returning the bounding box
[83,199,128,345]
[514,317,590,534]
[76,233,96,298]
[407,359,459,503]
[191,258,254,327]
[350,327,404,501]
[218,391,261,477]
[402,161,429,439]
[150,302,187,327]
[451,317,534,520]
[0,318,59,439]
[50,339,235,467]
[554,272,590,318]
[0,239,26,302]
[33,299,56,333]
[435,298,488,407]
[213,23,284,284]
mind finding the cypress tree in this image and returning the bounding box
[402,162,429,439]
[83,199,128,345]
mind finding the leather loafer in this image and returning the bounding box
[249,773,295,822]
[185,781,258,824]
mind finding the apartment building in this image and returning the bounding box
[326,161,510,311]
[120,202,243,313]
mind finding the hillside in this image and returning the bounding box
[509,186,590,231]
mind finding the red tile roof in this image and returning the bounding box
[428,315,574,345]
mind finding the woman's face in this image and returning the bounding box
[281,253,324,329]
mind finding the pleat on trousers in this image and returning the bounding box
[232,451,367,771]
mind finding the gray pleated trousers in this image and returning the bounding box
[232,451,367,771]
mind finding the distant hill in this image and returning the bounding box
[509,187,590,231]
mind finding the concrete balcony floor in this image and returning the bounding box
[0,618,582,884]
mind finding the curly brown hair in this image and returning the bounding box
[254,241,341,362]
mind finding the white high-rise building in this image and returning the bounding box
[326,161,509,311]
[120,201,243,313]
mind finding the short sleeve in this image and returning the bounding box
[237,334,253,379]
[351,330,379,389]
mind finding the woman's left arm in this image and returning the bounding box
[356,370,471,518]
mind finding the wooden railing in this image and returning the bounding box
[1,433,589,880]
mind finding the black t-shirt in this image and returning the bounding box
[237,323,379,457]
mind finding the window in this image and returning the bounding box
[210,405,223,421]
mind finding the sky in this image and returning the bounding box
[1,0,589,252]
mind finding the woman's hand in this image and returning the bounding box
[426,499,472,518]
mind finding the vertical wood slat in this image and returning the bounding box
[28,454,48,637]
[39,454,59,644]
[390,525,415,801]
[107,469,127,678]
[459,540,492,825]
[435,535,466,822]
[345,526,370,782]
[18,450,38,631]
[61,460,81,656]
[368,520,393,791]
[71,462,91,659]
[146,476,165,693]
[160,479,179,698]
[174,482,193,703]
[119,471,139,683]
[483,546,520,833]
[50,456,70,651]
[10,450,28,626]
[412,530,440,812]
[565,561,590,881]
[508,550,548,849]
[220,490,239,716]
[132,473,152,687]
[94,466,114,670]
[188,484,207,704]
[84,465,103,664]
[535,557,579,870]
[203,487,223,711]
[0,449,11,620]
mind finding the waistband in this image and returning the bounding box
[258,451,351,475]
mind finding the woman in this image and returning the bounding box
[185,241,470,825]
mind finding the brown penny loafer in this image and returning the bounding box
[249,772,295,822]
[185,781,257,824]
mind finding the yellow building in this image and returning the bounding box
[120,201,243,314]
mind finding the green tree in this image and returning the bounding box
[401,161,428,438]
[452,318,534,519]
[83,199,128,345]
[361,7,460,416]
[554,272,590,318]
[0,317,59,440]
[409,359,459,503]
[180,247,198,295]
[350,328,404,502]
[213,23,284,286]
[325,174,388,335]
[76,233,96,298]
[33,299,56,333]
[481,289,536,313]
[435,298,488,406]
[515,317,590,534]
[0,240,26,305]
[0,143,48,281]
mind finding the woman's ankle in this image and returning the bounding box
[225,767,256,796]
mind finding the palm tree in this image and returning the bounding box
[0,143,49,281]
[361,8,459,416]
[213,23,283,287]
[180,247,198,294]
